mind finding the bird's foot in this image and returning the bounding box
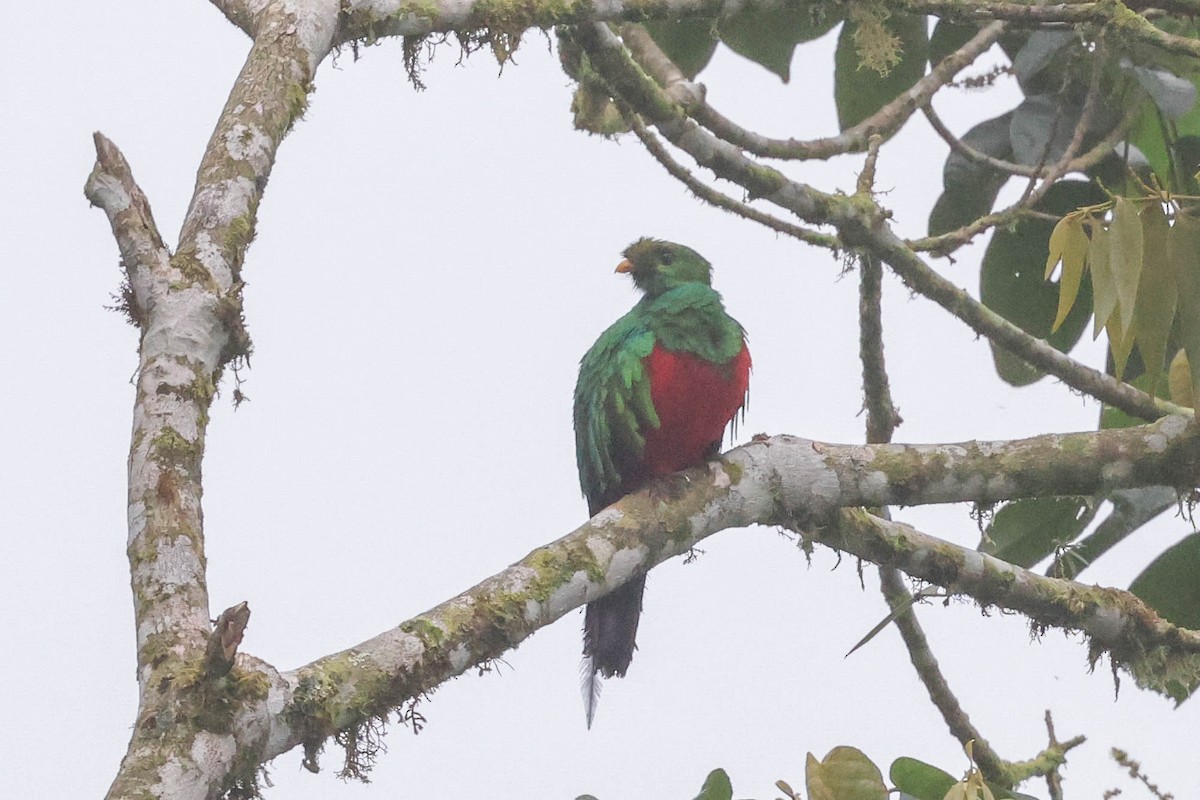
[646,473,687,505]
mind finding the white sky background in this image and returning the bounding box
[3,2,1196,798]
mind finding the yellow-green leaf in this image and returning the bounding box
[1110,196,1145,335]
[1045,214,1074,279]
[1169,348,1193,408]
[1051,215,1089,331]
[807,747,888,800]
[1169,214,1200,415]
[1107,299,1136,380]
[1131,203,1176,392]
[1090,223,1117,338]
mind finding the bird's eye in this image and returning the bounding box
[659,250,674,266]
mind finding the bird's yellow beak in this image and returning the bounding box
[615,259,633,274]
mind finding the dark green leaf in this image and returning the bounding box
[1091,223,1118,339]
[928,20,977,68]
[1010,95,1079,166]
[1129,100,1173,184]
[929,112,1016,236]
[980,180,1104,385]
[890,758,957,800]
[928,178,1007,237]
[642,19,719,80]
[1060,487,1175,579]
[1175,74,1200,140]
[834,14,929,131]
[1011,29,1074,93]
[1130,532,1200,631]
[944,112,1014,188]
[692,769,733,800]
[1126,62,1198,120]
[1170,215,1200,413]
[719,5,840,82]
[1131,202,1176,393]
[1110,196,1145,336]
[981,496,1096,568]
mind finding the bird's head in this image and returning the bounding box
[617,238,713,297]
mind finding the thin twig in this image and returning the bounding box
[623,21,1006,161]
[909,94,1145,254]
[879,569,1010,781]
[627,114,841,250]
[858,253,901,444]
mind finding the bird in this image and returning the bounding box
[573,238,751,726]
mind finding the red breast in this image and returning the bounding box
[641,342,751,475]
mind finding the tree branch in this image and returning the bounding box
[878,569,1011,779]
[338,0,800,45]
[89,3,343,798]
[209,0,264,36]
[626,114,841,250]
[623,20,1006,161]
[225,418,1200,775]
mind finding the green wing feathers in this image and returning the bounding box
[574,317,658,512]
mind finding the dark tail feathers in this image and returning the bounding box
[581,575,646,727]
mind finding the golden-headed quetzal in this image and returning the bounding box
[574,238,751,726]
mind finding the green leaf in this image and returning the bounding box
[642,19,719,80]
[890,757,958,800]
[834,13,929,131]
[981,496,1096,568]
[1169,214,1200,415]
[1047,215,1089,331]
[1059,486,1175,579]
[692,768,733,800]
[1110,196,1145,335]
[1131,203,1176,393]
[928,19,977,68]
[1010,95,1078,166]
[1129,100,1172,184]
[1106,300,1136,380]
[807,747,888,800]
[1127,62,1198,120]
[1130,532,1200,631]
[1011,29,1074,94]
[944,112,1014,188]
[928,179,1006,237]
[1090,223,1117,338]
[980,180,1103,385]
[929,113,1013,236]
[719,5,840,82]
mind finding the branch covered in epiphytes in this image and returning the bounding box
[572,21,1180,422]
[84,133,172,330]
[622,19,1005,160]
[104,420,1200,795]
[338,0,812,46]
[88,4,347,798]
[236,420,1200,771]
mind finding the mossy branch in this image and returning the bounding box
[257,418,1200,772]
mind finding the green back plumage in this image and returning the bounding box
[573,240,745,511]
